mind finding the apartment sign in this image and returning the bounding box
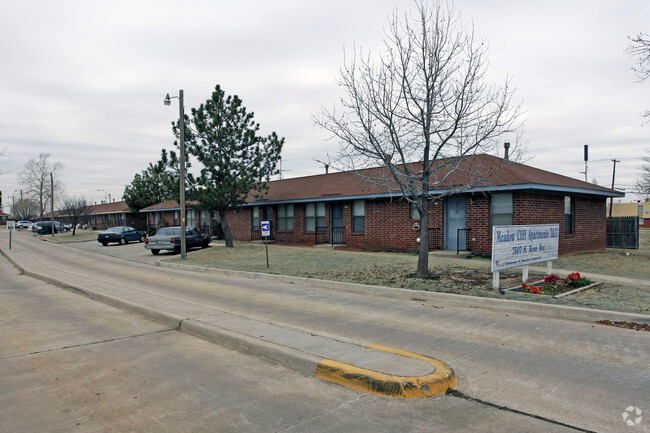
[491,224,559,272]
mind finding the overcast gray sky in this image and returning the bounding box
[1,0,648,210]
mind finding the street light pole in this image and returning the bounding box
[165,90,187,260]
[50,171,55,237]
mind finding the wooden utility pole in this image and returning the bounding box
[50,172,55,237]
[609,159,620,218]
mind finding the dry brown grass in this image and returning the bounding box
[167,243,650,314]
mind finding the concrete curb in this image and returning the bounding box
[316,344,456,398]
[1,248,186,330]
[158,261,650,324]
[0,247,454,398]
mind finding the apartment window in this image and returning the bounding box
[200,209,210,228]
[564,196,574,234]
[352,200,365,233]
[251,206,260,229]
[490,193,513,228]
[186,209,195,228]
[410,201,420,220]
[305,203,325,232]
[173,210,179,226]
[277,204,294,231]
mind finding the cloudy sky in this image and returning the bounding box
[1,0,648,210]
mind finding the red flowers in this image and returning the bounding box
[522,282,542,294]
[544,274,562,284]
[567,272,581,282]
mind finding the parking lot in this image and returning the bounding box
[57,235,178,265]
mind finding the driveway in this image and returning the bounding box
[66,237,192,264]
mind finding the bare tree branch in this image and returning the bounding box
[315,0,524,277]
[627,32,650,119]
[17,153,64,219]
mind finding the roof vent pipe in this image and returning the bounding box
[325,164,329,175]
[504,142,510,160]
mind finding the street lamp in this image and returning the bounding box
[97,189,111,204]
[164,90,187,260]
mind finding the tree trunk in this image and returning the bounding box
[219,211,234,247]
[416,196,430,277]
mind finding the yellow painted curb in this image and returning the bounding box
[315,344,456,398]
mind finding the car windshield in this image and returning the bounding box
[105,227,122,233]
[157,227,180,236]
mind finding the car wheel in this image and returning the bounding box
[101,242,108,246]
[151,249,160,255]
[201,240,209,248]
[119,237,127,245]
[140,235,146,242]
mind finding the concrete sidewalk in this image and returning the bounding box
[0,240,455,398]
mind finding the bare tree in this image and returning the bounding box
[61,196,90,235]
[637,152,650,198]
[317,1,523,277]
[627,32,650,119]
[11,197,38,221]
[18,153,64,219]
[0,146,8,175]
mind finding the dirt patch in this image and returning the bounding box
[597,320,650,332]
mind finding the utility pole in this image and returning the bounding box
[50,172,55,237]
[164,90,187,259]
[609,159,620,218]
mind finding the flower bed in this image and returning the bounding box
[502,272,601,298]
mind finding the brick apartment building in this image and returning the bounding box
[140,199,214,234]
[55,201,143,230]
[222,154,623,255]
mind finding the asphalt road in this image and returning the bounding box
[2,230,649,432]
[0,248,575,432]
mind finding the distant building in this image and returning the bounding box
[0,210,8,225]
[607,200,650,227]
[54,201,144,230]
[139,200,214,235]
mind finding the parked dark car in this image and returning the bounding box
[145,227,211,255]
[98,226,146,246]
[32,221,61,235]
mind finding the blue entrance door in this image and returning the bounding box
[445,196,467,250]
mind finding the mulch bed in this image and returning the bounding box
[598,320,650,332]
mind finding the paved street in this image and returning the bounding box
[1,230,649,432]
[0,245,576,432]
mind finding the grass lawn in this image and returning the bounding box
[38,230,99,243]
[167,242,650,315]
[553,228,650,280]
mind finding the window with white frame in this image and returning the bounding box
[186,209,195,228]
[200,209,210,228]
[352,200,365,233]
[251,206,260,229]
[277,204,294,231]
[490,193,513,229]
[410,201,420,220]
[564,196,574,234]
[305,203,325,232]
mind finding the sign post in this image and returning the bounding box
[7,220,16,250]
[491,224,559,290]
[261,221,270,268]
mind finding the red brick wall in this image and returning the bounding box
[467,192,606,255]
[226,193,607,255]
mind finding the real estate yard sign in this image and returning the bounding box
[491,224,559,289]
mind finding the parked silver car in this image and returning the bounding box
[144,227,210,255]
